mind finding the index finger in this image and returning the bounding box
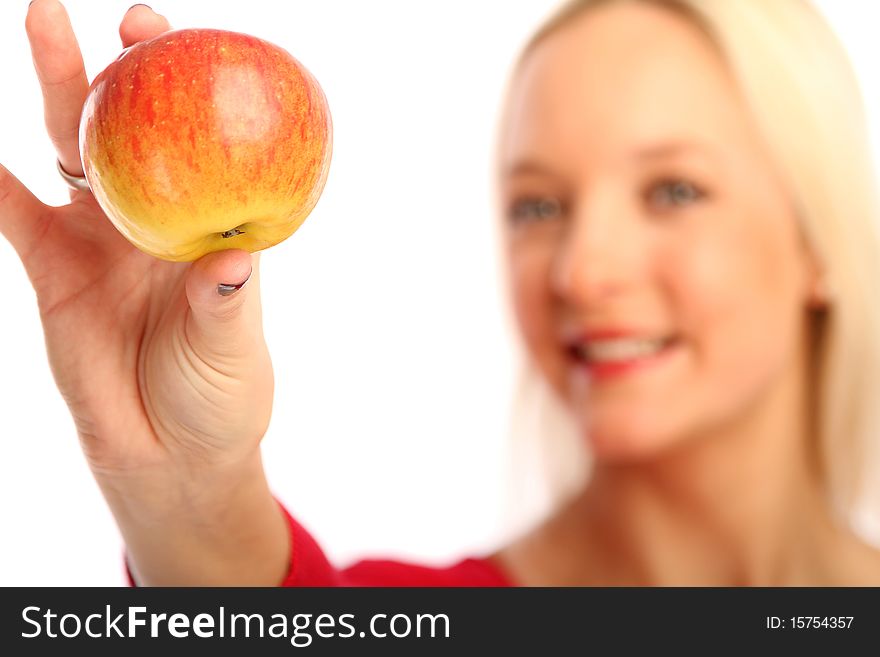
[119,4,172,48]
[25,0,89,178]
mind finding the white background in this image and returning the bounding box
[0,0,877,585]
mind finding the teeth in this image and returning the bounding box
[577,338,668,363]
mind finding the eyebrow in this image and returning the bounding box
[503,141,719,179]
[503,160,561,179]
[631,141,718,163]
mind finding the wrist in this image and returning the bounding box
[96,446,266,526]
[98,447,290,586]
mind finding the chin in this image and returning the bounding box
[582,407,685,464]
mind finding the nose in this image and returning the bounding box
[550,194,643,305]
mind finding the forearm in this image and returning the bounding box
[96,448,290,586]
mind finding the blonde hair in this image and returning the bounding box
[500,0,880,544]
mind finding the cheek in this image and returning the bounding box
[668,216,806,406]
[508,242,566,389]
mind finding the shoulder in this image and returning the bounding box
[340,555,514,587]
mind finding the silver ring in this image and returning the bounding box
[56,159,91,193]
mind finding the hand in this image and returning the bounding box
[2,1,274,481]
[0,1,288,585]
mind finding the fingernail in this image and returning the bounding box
[128,3,152,11]
[217,268,252,296]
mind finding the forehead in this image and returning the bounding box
[502,2,758,170]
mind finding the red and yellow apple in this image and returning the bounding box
[79,28,332,261]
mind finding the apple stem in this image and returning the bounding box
[221,227,246,238]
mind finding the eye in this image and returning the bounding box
[646,179,705,210]
[507,197,564,224]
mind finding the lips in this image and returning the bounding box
[573,337,670,362]
[565,330,679,380]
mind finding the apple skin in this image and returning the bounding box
[79,28,332,262]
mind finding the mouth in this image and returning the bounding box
[566,334,681,380]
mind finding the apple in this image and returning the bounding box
[79,28,332,261]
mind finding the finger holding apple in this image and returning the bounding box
[119,4,173,48]
[24,0,89,179]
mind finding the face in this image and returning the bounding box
[500,1,819,461]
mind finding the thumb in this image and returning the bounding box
[184,249,262,358]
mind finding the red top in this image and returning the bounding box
[125,501,515,587]
[278,504,513,587]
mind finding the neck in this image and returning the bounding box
[558,340,842,585]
